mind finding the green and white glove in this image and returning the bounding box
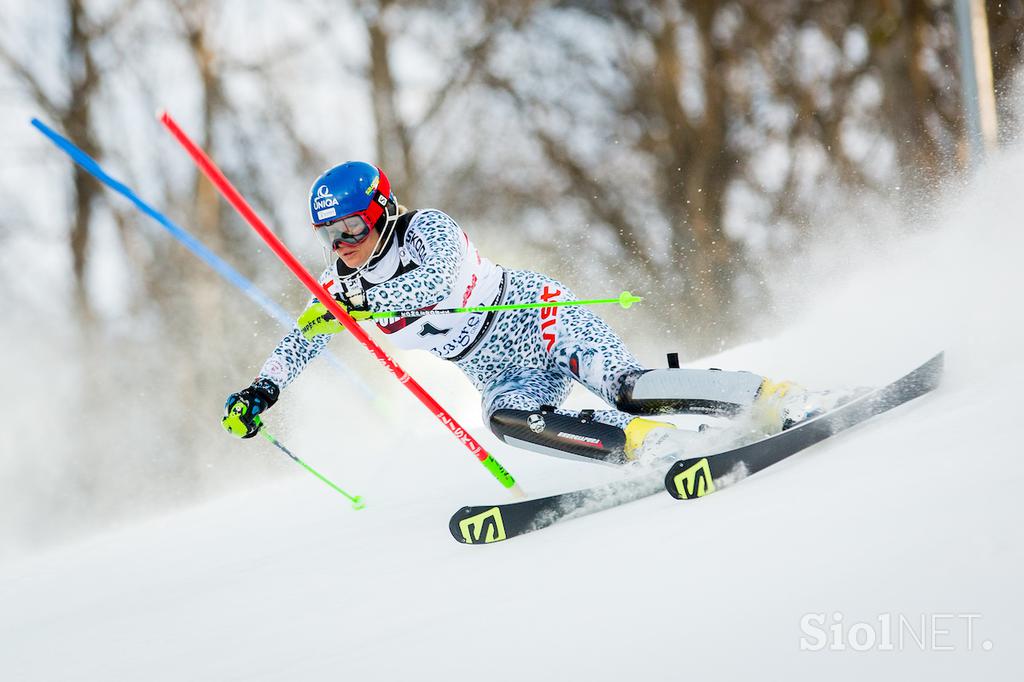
[298,298,372,340]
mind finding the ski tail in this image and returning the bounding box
[450,472,665,544]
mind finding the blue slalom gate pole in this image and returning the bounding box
[31,117,378,403]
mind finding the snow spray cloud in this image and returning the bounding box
[30,118,379,404]
[736,81,1024,389]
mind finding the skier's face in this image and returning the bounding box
[335,227,380,268]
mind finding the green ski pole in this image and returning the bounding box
[369,290,643,320]
[255,418,365,510]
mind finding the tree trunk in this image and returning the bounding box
[873,0,957,200]
[365,0,415,198]
[65,0,101,328]
[648,0,741,348]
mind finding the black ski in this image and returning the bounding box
[449,471,666,544]
[664,352,944,500]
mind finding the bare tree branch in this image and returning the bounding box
[0,42,64,120]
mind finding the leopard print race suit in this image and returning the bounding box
[257,209,764,458]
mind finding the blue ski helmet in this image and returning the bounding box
[308,162,399,267]
[308,161,395,228]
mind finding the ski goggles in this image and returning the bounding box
[314,213,373,249]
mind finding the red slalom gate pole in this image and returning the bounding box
[160,111,523,497]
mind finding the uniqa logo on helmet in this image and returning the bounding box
[312,184,339,211]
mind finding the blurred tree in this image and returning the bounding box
[861,0,963,193]
[987,0,1024,140]
[351,0,519,205]
[469,0,782,347]
[449,0,1020,350]
[0,0,136,326]
[360,0,415,194]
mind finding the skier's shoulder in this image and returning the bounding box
[406,207,461,233]
[404,208,465,251]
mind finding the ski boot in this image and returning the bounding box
[623,418,702,463]
[753,379,861,433]
[751,378,816,434]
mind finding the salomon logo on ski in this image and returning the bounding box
[671,458,715,499]
[458,507,506,544]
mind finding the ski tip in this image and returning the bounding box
[912,351,945,391]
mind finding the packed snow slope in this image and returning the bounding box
[3,152,1023,680]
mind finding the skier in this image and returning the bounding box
[221,161,816,465]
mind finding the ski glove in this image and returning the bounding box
[298,297,372,341]
[222,378,281,438]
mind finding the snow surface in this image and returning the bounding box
[3,155,1024,680]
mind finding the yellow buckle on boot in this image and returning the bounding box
[624,417,675,460]
[753,377,798,434]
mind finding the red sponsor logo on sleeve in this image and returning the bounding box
[540,285,561,352]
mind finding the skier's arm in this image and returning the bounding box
[364,210,466,311]
[223,327,322,438]
[256,323,331,390]
[257,266,336,391]
[222,274,335,439]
